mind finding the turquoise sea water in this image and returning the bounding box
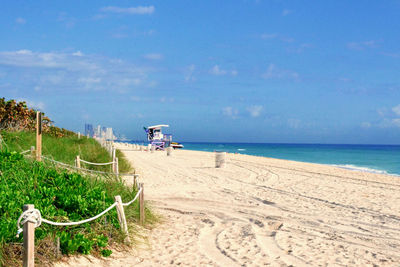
[180,143,400,176]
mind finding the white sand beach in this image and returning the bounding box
[57,146,400,266]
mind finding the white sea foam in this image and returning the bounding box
[330,164,394,175]
[238,148,246,151]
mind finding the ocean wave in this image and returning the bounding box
[331,164,392,175]
[237,148,246,151]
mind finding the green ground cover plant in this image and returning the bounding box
[1,131,132,174]
[0,149,151,266]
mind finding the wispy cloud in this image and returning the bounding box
[0,50,153,92]
[57,12,76,29]
[210,65,226,75]
[209,65,238,76]
[381,52,400,58]
[184,64,196,82]
[287,118,301,129]
[262,64,299,81]
[392,104,400,116]
[143,53,163,60]
[347,40,381,50]
[282,9,293,16]
[15,17,26,24]
[17,99,45,110]
[260,33,294,43]
[288,43,313,53]
[100,6,155,15]
[222,106,239,118]
[247,105,263,117]
[260,33,277,40]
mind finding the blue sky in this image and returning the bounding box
[1,0,400,144]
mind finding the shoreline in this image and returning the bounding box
[179,145,400,177]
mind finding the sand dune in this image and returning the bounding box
[56,147,400,266]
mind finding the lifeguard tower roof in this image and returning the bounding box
[148,124,169,129]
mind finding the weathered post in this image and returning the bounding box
[133,174,138,189]
[139,183,145,225]
[115,157,119,176]
[114,195,130,243]
[35,112,42,162]
[215,151,226,168]
[75,155,81,168]
[112,147,116,162]
[78,132,80,139]
[23,204,35,267]
[151,145,155,153]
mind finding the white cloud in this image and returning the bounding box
[260,33,277,40]
[392,119,400,128]
[210,65,237,76]
[101,6,155,15]
[288,118,301,129]
[282,9,293,16]
[0,50,152,92]
[210,65,227,75]
[247,105,263,117]
[392,104,400,116]
[381,52,400,58]
[222,106,239,118]
[72,51,84,57]
[17,99,45,110]
[78,77,101,84]
[262,64,299,81]
[361,122,371,128]
[143,53,163,60]
[184,64,196,82]
[57,13,76,29]
[347,40,380,50]
[15,17,26,24]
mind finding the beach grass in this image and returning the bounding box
[0,130,132,173]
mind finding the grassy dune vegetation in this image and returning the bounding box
[1,131,132,173]
[0,131,151,266]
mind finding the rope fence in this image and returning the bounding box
[16,185,145,266]
[79,158,114,166]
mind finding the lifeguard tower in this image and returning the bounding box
[144,124,172,150]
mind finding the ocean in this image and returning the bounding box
[180,143,400,176]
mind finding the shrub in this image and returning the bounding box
[0,150,141,266]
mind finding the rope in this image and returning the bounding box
[16,187,142,234]
[122,187,142,207]
[16,209,42,237]
[80,159,114,166]
[20,150,31,154]
[41,156,114,175]
[42,202,117,226]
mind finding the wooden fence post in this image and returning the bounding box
[114,195,130,243]
[23,204,35,267]
[115,157,119,176]
[139,183,145,225]
[133,174,138,189]
[75,155,81,168]
[35,112,42,162]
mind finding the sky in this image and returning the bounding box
[1,0,400,144]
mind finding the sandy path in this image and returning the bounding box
[56,147,400,266]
